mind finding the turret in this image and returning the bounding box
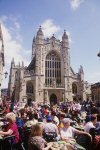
[11,58,15,68]
[18,61,20,67]
[36,26,44,45]
[79,65,84,81]
[62,30,69,48]
[62,30,70,76]
[22,61,24,67]
[32,36,36,59]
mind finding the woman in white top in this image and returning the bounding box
[60,118,91,142]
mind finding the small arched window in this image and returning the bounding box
[26,82,33,94]
[72,83,77,94]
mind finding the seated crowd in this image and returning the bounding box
[0,98,100,150]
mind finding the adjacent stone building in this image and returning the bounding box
[8,27,91,104]
[91,82,100,102]
[0,24,4,97]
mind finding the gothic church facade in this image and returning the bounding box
[8,27,90,104]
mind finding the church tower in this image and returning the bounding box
[35,26,44,101]
[32,36,36,59]
[62,30,71,100]
[8,58,15,98]
[62,30,70,76]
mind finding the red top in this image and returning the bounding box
[10,122,19,143]
[44,108,49,115]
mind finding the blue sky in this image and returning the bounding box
[0,0,100,87]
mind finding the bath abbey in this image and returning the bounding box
[8,27,91,104]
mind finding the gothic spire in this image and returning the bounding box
[11,58,15,68]
[37,26,43,36]
[62,30,68,39]
[36,26,44,44]
[62,30,69,48]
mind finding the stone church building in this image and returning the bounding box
[8,27,90,104]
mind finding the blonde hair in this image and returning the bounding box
[6,112,16,123]
[31,123,43,137]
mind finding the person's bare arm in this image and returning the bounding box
[75,129,92,140]
[0,129,13,136]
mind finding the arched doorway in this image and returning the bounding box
[27,98,32,106]
[50,94,57,105]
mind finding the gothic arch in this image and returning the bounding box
[45,51,61,86]
[46,50,61,60]
[50,93,57,105]
[72,83,77,94]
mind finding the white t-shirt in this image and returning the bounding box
[84,122,95,133]
[60,126,77,139]
[75,103,81,111]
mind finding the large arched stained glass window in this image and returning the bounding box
[45,51,61,86]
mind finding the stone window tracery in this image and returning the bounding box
[45,51,61,85]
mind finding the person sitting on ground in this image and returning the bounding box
[60,118,91,143]
[28,123,52,150]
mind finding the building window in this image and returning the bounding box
[26,82,33,94]
[72,83,77,94]
[45,51,61,85]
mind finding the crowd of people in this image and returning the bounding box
[0,97,100,150]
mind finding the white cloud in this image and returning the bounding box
[1,23,29,65]
[0,17,30,88]
[14,22,20,30]
[41,19,72,43]
[70,0,85,10]
[0,16,8,22]
[42,19,61,38]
